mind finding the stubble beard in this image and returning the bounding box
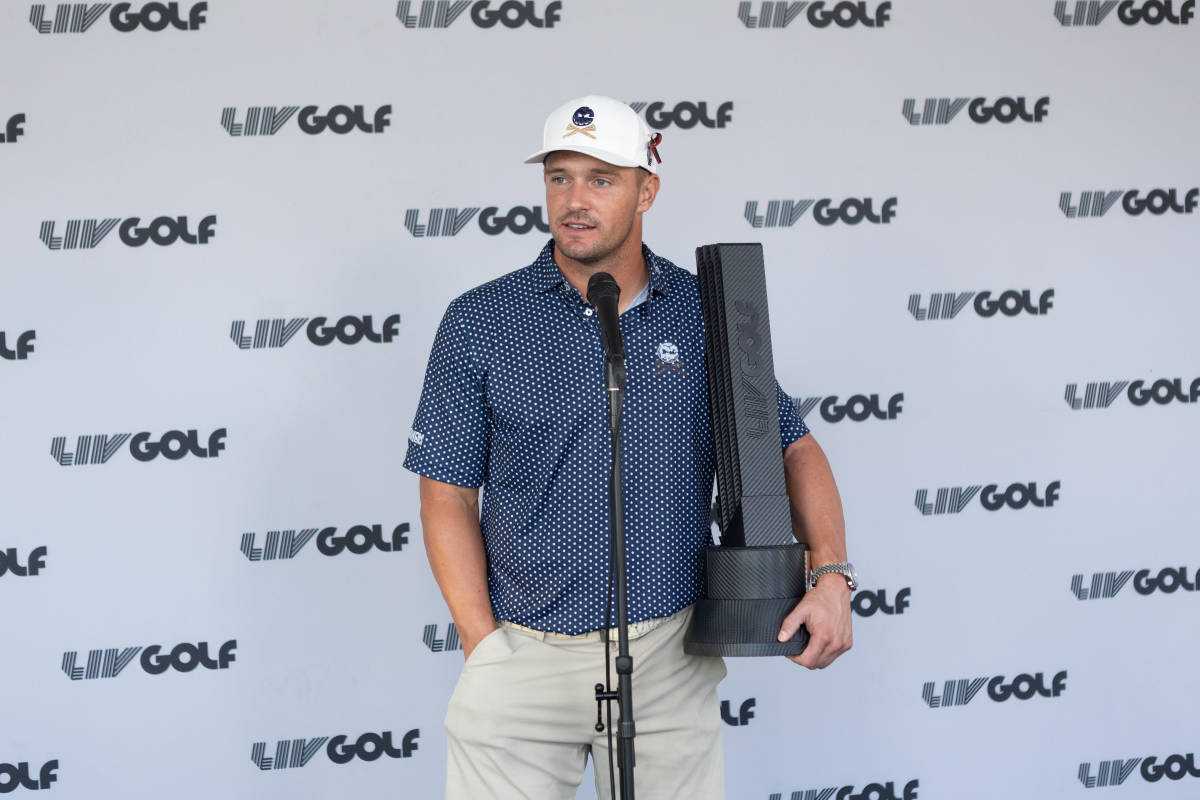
[555,215,636,267]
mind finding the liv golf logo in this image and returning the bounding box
[628,101,733,130]
[852,587,910,617]
[423,623,461,652]
[1,330,36,361]
[2,114,25,143]
[744,197,896,227]
[39,215,215,249]
[221,105,391,136]
[908,289,1054,320]
[1065,376,1200,409]
[230,315,400,348]
[903,96,1050,125]
[915,481,1060,514]
[0,546,47,578]
[0,761,58,793]
[1060,187,1197,217]
[1072,564,1198,599]
[795,393,903,423]
[923,670,1067,708]
[1079,752,1200,788]
[404,205,549,237]
[1056,1,1195,25]
[720,698,755,726]
[739,2,892,28]
[252,729,419,771]
[51,428,226,466]
[62,639,236,680]
[241,524,409,561]
[395,1,560,28]
[29,3,207,33]
[770,777,918,800]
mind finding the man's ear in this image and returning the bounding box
[638,172,661,214]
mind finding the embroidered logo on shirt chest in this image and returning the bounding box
[654,341,685,376]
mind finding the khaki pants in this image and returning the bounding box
[444,605,727,799]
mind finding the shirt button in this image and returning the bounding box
[584,308,594,316]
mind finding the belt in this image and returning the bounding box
[500,610,675,642]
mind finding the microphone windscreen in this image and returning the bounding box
[586,271,620,305]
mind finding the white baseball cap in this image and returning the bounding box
[524,95,661,174]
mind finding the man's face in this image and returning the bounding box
[543,151,652,265]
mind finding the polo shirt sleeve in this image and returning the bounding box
[403,300,489,488]
[776,381,810,450]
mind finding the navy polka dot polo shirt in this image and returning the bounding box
[404,240,809,635]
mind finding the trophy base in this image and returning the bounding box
[684,597,809,656]
[683,544,810,657]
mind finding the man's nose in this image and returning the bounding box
[565,182,590,210]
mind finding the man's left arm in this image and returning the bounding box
[776,434,853,669]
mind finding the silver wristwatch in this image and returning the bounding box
[809,561,858,591]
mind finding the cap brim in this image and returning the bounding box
[524,144,652,172]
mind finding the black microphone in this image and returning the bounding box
[587,272,625,360]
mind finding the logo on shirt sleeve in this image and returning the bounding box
[654,342,685,376]
[408,429,425,446]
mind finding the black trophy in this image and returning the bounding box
[684,243,810,657]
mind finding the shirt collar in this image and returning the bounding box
[531,240,566,294]
[643,243,671,298]
[530,239,673,299]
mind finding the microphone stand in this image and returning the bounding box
[593,343,636,800]
[588,272,635,800]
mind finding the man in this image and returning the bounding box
[404,95,852,799]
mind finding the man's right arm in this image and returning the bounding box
[419,475,497,659]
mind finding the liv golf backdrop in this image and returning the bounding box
[2,1,1198,798]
